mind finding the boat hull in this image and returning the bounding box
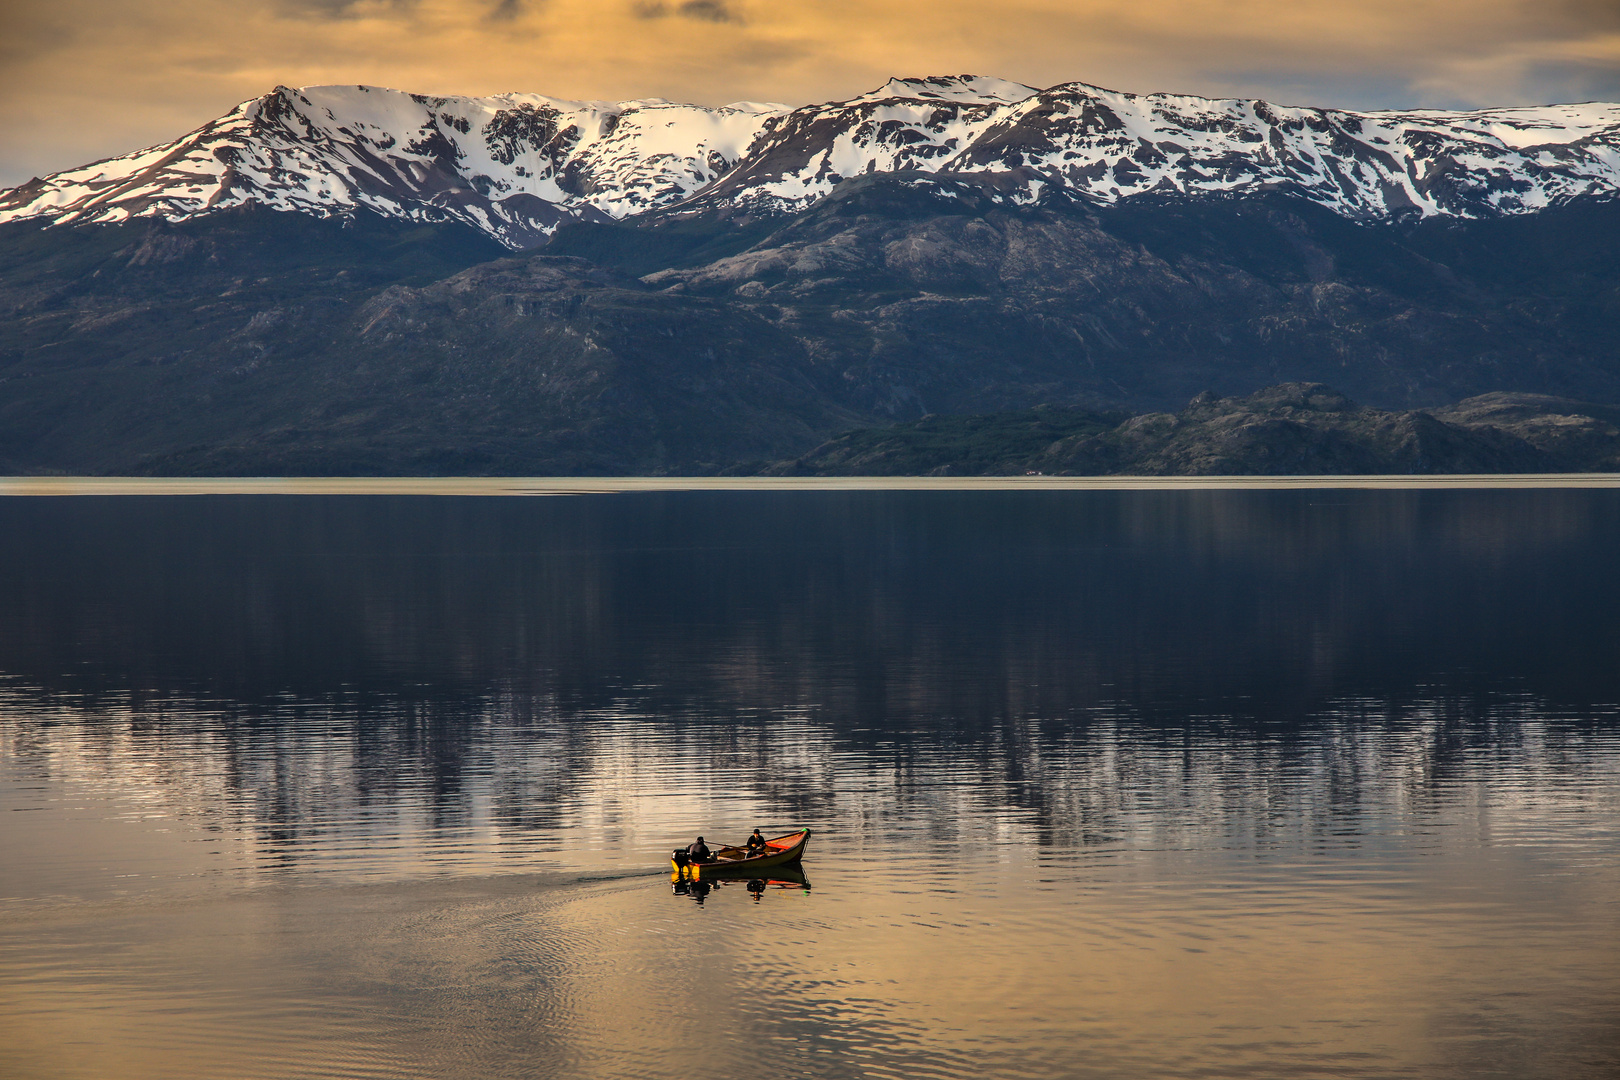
[672,829,810,879]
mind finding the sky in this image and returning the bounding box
[2,0,1619,188]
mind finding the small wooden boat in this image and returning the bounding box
[671,828,811,879]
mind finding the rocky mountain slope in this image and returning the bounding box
[3,76,1620,475]
[5,76,1620,250]
[761,383,1620,476]
[3,177,1619,475]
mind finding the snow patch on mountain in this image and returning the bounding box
[698,80,1620,220]
[4,77,1619,248]
[0,85,789,247]
[851,75,1040,104]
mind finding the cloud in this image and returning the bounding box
[4,0,1620,187]
[632,0,742,23]
[676,0,741,23]
[271,0,421,18]
[1558,0,1620,30]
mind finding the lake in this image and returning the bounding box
[2,487,1618,1079]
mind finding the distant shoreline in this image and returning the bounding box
[4,475,1620,496]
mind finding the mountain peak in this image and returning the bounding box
[851,75,1040,104]
[4,77,1620,248]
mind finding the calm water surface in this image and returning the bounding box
[2,490,1618,1079]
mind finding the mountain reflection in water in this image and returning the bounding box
[1,490,1618,1080]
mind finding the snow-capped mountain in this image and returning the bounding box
[0,85,786,248]
[5,75,1620,248]
[708,78,1620,220]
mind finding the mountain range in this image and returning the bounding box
[7,76,1620,245]
[3,76,1619,475]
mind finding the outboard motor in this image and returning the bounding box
[671,849,691,870]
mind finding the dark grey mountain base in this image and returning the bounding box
[2,178,1619,475]
[757,384,1620,476]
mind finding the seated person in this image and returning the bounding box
[745,829,767,854]
[687,836,711,862]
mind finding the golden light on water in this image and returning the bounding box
[4,688,1618,1079]
[5,827,1617,1079]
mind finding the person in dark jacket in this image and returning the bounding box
[687,836,711,862]
[745,829,767,854]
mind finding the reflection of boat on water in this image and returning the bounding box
[672,863,811,901]
[670,828,810,880]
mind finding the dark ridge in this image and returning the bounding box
[757,383,1620,476]
[0,204,507,292]
[3,185,1620,475]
